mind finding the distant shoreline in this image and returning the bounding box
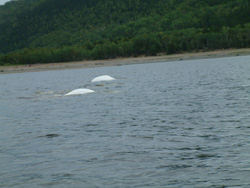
[1,48,250,74]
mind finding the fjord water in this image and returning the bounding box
[1,56,250,188]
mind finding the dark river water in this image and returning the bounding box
[1,56,250,188]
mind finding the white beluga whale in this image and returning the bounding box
[91,75,115,82]
[65,88,95,96]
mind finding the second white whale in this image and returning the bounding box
[65,88,95,96]
[91,75,115,82]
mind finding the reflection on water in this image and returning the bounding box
[1,56,250,188]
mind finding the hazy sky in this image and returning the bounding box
[0,0,11,5]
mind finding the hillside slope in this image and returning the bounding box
[0,0,250,65]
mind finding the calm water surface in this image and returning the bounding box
[1,56,250,188]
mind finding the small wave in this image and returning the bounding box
[36,91,55,95]
[17,96,34,100]
[38,134,60,138]
[156,164,192,169]
[95,84,105,87]
[196,153,218,159]
[104,90,120,93]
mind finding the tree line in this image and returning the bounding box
[0,0,250,65]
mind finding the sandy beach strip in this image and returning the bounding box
[1,48,250,74]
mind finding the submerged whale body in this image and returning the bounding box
[91,75,115,82]
[65,88,95,96]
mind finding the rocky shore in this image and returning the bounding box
[1,48,250,74]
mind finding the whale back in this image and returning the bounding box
[65,88,95,96]
[91,75,115,82]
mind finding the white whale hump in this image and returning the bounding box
[91,75,115,82]
[65,88,95,96]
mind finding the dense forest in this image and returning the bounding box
[0,0,250,65]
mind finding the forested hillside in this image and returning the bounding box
[0,0,250,65]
